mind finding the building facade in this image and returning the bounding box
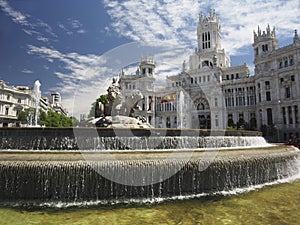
[0,80,67,127]
[117,10,300,142]
[0,81,34,127]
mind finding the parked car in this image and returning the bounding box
[285,138,300,149]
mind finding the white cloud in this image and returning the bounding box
[103,0,299,56]
[37,36,49,43]
[21,69,33,74]
[58,18,86,35]
[27,45,115,117]
[0,0,57,42]
[26,42,190,117]
[77,29,86,34]
[0,0,28,25]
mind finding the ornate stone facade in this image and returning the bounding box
[118,10,300,142]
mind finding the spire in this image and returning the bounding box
[294,29,299,43]
[266,24,270,35]
[254,25,276,42]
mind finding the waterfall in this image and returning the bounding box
[0,128,298,206]
[0,150,298,205]
[0,135,270,150]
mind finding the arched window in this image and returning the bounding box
[202,60,213,68]
[197,103,205,110]
[202,32,211,49]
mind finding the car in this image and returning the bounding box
[286,138,300,149]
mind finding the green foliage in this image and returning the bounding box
[96,94,108,104]
[226,126,237,130]
[40,110,78,127]
[17,108,36,125]
[89,94,108,118]
[18,108,78,127]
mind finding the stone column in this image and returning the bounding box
[285,106,289,125]
[292,106,295,126]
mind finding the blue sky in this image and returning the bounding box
[0,0,299,117]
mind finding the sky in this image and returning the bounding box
[0,0,299,118]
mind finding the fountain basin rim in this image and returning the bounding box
[0,127,262,137]
[0,145,298,162]
[0,143,277,154]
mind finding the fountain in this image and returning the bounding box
[91,77,151,128]
[32,80,41,127]
[0,126,299,206]
[177,90,184,128]
[0,79,299,207]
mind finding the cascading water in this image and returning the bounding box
[0,128,299,207]
[0,148,298,205]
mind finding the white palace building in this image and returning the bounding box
[118,10,300,142]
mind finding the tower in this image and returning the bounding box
[189,9,230,70]
[139,56,155,77]
[253,25,278,62]
[197,9,222,53]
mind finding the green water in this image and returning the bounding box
[0,180,300,225]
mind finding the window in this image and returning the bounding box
[214,98,218,107]
[236,73,239,79]
[226,75,229,80]
[291,75,295,82]
[267,108,273,125]
[197,103,205,110]
[294,105,299,124]
[290,57,294,66]
[282,107,286,124]
[7,95,10,100]
[148,68,153,74]
[262,44,268,52]
[249,96,255,105]
[288,106,293,124]
[142,68,146,75]
[266,91,271,101]
[280,78,284,83]
[215,115,219,127]
[202,32,211,49]
[265,81,270,89]
[286,87,291,98]
[284,59,288,67]
[166,117,171,128]
[279,61,283,69]
[17,98,22,103]
[5,107,9,115]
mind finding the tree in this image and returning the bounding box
[18,108,78,127]
[17,108,36,125]
[88,94,108,118]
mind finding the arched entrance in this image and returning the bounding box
[194,98,211,129]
